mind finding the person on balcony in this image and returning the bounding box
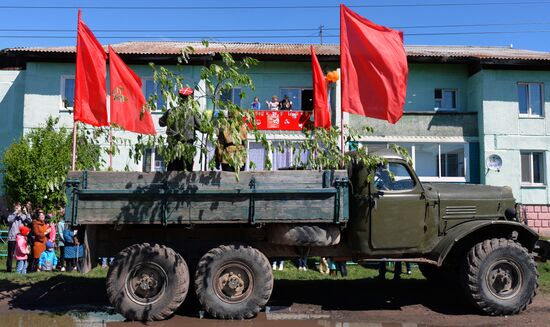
[265,95,279,110]
[250,97,261,110]
[279,95,293,110]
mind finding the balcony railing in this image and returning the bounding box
[250,110,311,131]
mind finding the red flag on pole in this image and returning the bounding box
[311,46,331,129]
[109,46,156,135]
[74,10,108,126]
[340,4,408,124]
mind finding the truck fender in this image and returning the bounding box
[433,220,539,266]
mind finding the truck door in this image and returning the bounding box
[369,161,427,250]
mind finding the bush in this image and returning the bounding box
[2,117,102,211]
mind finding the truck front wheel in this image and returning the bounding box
[195,244,273,319]
[461,238,538,315]
[106,243,190,321]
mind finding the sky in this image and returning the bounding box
[1,0,550,52]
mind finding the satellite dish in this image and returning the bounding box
[486,154,503,171]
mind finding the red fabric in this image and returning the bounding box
[74,10,108,126]
[109,46,156,135]
[249,111,311,131]
[311,46,331,129]
[340,5,408,124]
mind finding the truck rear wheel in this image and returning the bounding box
[195,244,273,319]
[106,243,190,321]
[461,238,538,315]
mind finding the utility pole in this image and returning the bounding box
[319,24,324,45]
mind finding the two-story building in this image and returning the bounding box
[1,42,549,234]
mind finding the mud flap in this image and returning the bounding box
[534,239,550,261]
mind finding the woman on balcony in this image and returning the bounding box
[250,97,261,110]
[265,95,279,110]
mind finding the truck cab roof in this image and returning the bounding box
[368,148,406,161]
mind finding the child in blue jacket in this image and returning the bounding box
[38,241,58,271]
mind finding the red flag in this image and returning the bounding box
[340,5,408,124]
[109,46,156,135]
[311,46,331,129]
[74,10,108,126]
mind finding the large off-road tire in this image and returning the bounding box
[106,243,190,321]
[461,238,538,315]
[195,244,273,319]
[267,224,341,246]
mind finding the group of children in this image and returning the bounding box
[7,202,84,275]
[15,226,58,273]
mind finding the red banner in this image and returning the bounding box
[250,110,311,131]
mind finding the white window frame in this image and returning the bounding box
[220,88,242,108]
[60,75,75,111]
[143,148,166,172]
[365,142,469,183]
[518,82,544,118]
[143,77,166,114]
[434,88,457,111]
[246,139,309,171]
[521,151,545,186]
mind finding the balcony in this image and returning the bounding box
[251,110,311,131]
[350,111,478,138]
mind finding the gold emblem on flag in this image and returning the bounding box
[113,86,128,103]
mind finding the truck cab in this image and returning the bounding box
[348,149,535,261]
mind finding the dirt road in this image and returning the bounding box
[1,276,549,326]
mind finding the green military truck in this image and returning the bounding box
[65,149,544,321]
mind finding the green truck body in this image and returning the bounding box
[66,150,543,321]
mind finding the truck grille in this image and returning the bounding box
[445,206,477,217]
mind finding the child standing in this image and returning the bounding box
[38,241,58,271]
[15,226,30,274]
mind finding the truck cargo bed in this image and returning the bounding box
[65,170,349,225]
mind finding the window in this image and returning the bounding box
[518,83,544,117]
[247,142,266,171]
[440,143,465,177]
[246,141,310,171]
[144,78,166,112]
[521,151,545,185]
[280,88,313,111]
[434,89,456,110]
[61,76,75,109]
[374,162,415,191]
[143,149,166,172]
[220,88,242,107]
[365,142,468,182]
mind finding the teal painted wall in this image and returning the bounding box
[404,63,470,112]
[0,70,25,196]
[479,69,550,204]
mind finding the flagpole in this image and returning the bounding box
[72,122,78,171]
[109,126,113,170]
[71,9,81,172]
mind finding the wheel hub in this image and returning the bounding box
[125,262,168,305]
[138,273,158,291]
[214,262,254,304]
[486,259,523,300]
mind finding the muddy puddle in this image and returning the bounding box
[1,307,499,327]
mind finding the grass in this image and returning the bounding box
[0,239,549,293]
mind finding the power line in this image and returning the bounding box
[1,30,550,40]
[2,22,550,33]
[0,22,549,35]
[0,1,549,10]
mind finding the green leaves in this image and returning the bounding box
[132,45,262,175]
[2,116,102,211]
